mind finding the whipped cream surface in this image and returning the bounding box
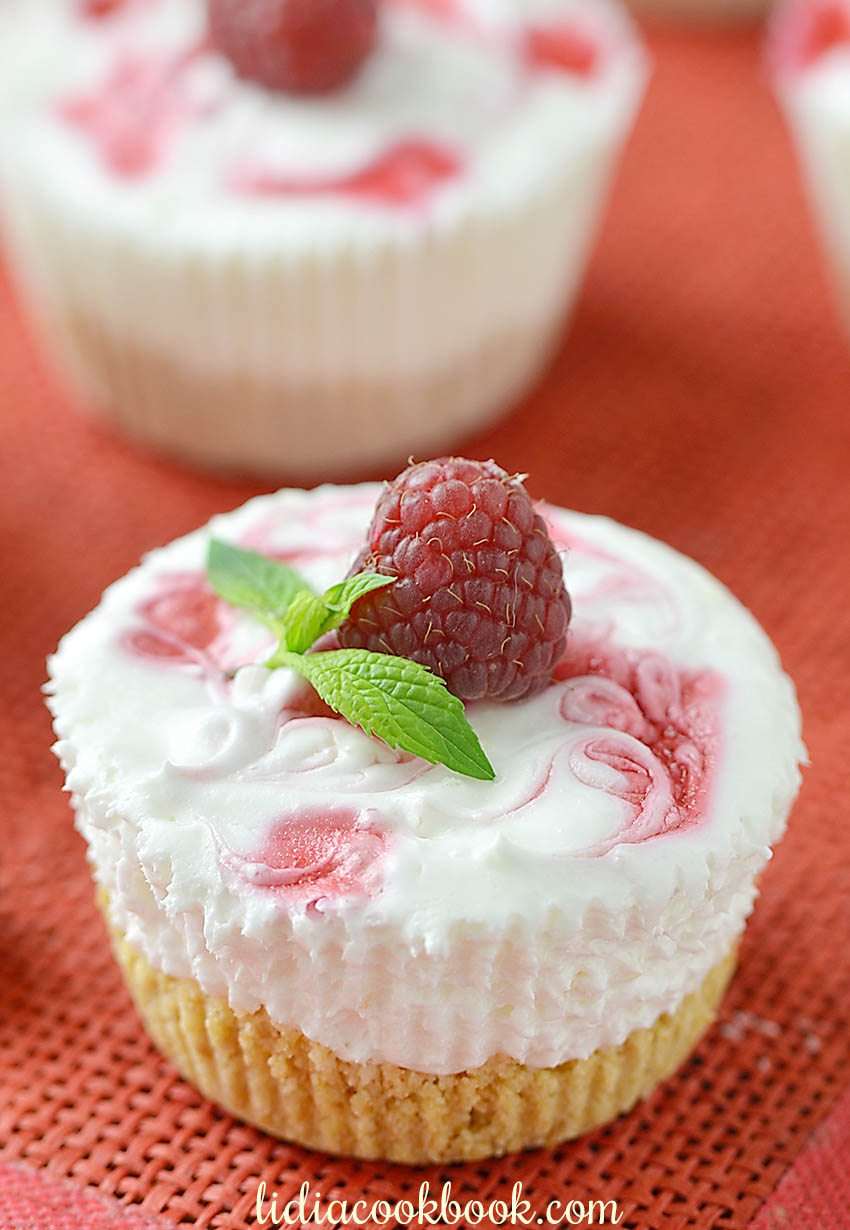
[47,486,804,1073]
[0,0,645,240]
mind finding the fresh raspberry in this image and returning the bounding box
[206,0,378,95]
[339,458,572,703]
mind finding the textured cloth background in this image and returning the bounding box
[749,1086,850,1229]
[1,25,849,1230]
[0,1162,173,1230]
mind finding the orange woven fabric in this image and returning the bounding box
[1,25,849,1230]
[749,1087,850,1230]
[0,1161,173,1230]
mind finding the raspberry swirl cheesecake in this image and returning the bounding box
[0,0,645,478]
[46,460,803,1163]
[770,1,850,339]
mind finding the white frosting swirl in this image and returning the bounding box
[46,485,804,1073]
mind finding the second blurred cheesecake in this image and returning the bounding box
[771,1,850,340]
[0,0,646,478]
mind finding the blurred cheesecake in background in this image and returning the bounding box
[771,0,850,338]
[0,0,646,479]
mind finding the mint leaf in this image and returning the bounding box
[207,539,310,628]
[280,573,395,655]
[279,648,495,781]
[281,590,332,655]
[321,573,394,615]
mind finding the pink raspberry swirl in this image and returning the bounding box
[559,636,723,857]
[219,809,391,907]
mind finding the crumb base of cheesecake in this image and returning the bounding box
[103,901,737,1164]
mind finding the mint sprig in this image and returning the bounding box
[281,574,397,654]
[206,540,495,782]
[207,539,308,633]
[274,649,495,781]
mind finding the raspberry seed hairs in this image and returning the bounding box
[340,458,572,702]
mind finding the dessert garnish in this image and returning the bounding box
[206,537,496,781]
[340,458,572,701]
[207,0,379,95]
[206,459,571,779]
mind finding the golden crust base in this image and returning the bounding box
[105,909,736,1164]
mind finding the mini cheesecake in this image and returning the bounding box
[771,0,850,340]
[46,483,804,1162]
[0,0,646,476]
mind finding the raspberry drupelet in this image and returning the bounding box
[339,458,572,702]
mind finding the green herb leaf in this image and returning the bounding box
[278,648,495,781]
[207,539,310,629]
[281,590,332,655]
[321,573,395,615]
[280,573,395,655]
